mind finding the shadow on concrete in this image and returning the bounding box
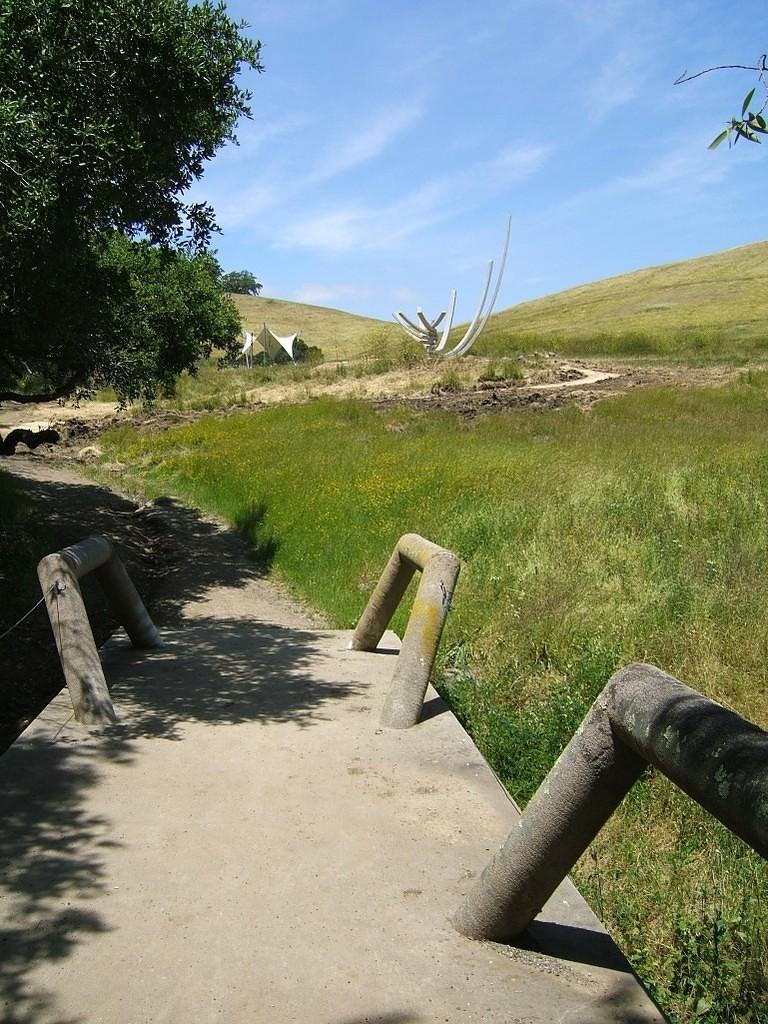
[0,609,363,1020]
[0,736,134,1024]
[418,695,449,724]
[331,1016,424,1023]
[0,466,284,751]
[520,920,633,972]
[104,620,364,743]
[0,469,345,1021]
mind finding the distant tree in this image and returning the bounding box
[222,270,263,295]
[260,336,323,367]
[0,0,263,403]
[675,55,768,148]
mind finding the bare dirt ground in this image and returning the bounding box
[0,356,740,445]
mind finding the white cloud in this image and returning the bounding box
[278,142,550,253]
[583,47,645,122]
[191,101,427,235]
[309,101,425,182]
[231,115,308,157]
[488,144,552,179]
[618,148,730,192]
[203,180,279,230]
[293,283,372,305]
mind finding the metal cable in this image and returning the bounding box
[0,582,60,642]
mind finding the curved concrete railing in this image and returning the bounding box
[37,535,162,726]
[453,662,768,941]
[350,533,460,729]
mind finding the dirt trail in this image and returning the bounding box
[0,454,323,751]
[0,357,741,445]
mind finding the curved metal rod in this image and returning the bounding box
[434,289,457,353]
[446,258,494,357]
[446,215,511,359]
[393,313,426,342]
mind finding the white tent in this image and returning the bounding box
[241,331,254,367]
[257,323,297,362]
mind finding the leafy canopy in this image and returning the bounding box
[222,269,263,295]
[0,0,262,402]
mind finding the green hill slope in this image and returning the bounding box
[231,241,768,364]
[476,240,768,359]
[230,294,400,361]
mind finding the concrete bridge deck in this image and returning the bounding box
[0,550,666,1023]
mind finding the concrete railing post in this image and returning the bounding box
[351,533,460,729]
[453,662,768,942]
[37,535,162,726]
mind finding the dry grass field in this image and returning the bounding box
[229,293,400,361]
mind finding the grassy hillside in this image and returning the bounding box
[473,240,768,360]
[229,242,768,366]
[229,293,400,361]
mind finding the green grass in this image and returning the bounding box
[471,240,768,361]
[97,377,768,1023]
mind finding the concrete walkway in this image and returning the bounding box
[0,520,666,1023]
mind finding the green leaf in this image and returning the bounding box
[742,87,756,116]
[695,997,713,1017]
[734,122,760,143]
[708,129,729,150]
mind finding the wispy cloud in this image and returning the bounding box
[230,115,308,157]
[583,47,646,122]
[200,180,279,230]
[293,283,373,305]
[618,148,731,192]
[194,100,427,232]
[279,142,550,253]
[309,101,425,182]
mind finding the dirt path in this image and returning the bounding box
[0,454,324,752]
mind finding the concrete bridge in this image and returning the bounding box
[0,516,665,1023]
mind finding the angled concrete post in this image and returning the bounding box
[351,533,460,729]
[37,535,162,725]
[453,662,768,942]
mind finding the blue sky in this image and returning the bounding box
[192,0,767,324]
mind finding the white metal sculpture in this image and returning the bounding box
[393,217,511,359]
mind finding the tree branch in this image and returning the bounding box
[0,373,82,404]
[0,428,61,456]
[674,58,766,85]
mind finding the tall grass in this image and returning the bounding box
[98,378,768,1023]
[474,325,768,362]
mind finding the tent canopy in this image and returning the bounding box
[257,323,297,361]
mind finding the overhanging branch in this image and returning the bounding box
[0,372,82,404]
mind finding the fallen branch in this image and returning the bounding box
[0,428,61,456]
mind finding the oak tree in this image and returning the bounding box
[0,0,262,403]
